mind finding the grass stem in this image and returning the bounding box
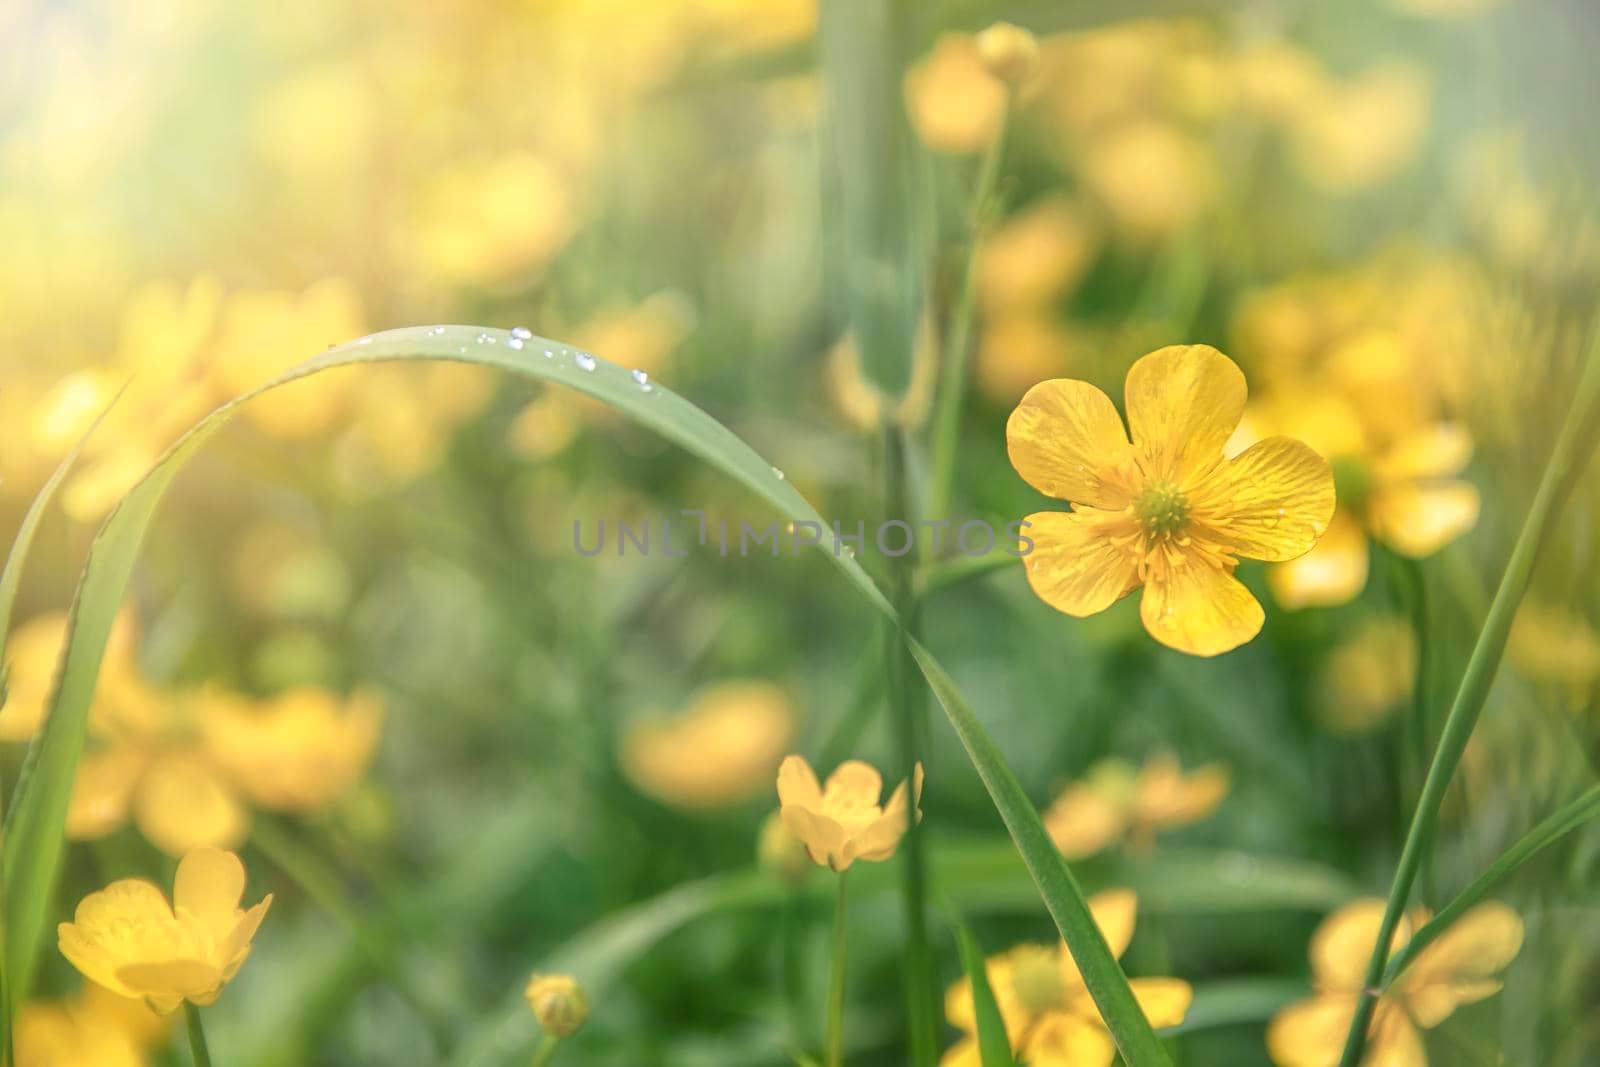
[825,871,850,1067]
[186,1002,215,1067]
[1336,337,1600,1067]
[530,1033,561,1067]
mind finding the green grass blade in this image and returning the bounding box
[0,388,119,1044]
[945,906,1017,1067]
[908,641,1170,1065]
[1,327,1163,1065]
[1337,338,1600,1067]
[1381,783,1600,990]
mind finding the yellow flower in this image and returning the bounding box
[1079,119,1217,239]
[13,998,144,1067]
[1317,617,1418,734]
[975,22,1040,88]
[1267,898,1523,1067]
[1288,61,1430,194]
[977,311,1081,407]
[525,973,589,1038]
[408,153,575,288]
[0,609,156,743]
[776,755,924,871]
[979,197,1100,316]
[1007,345,1336,656]
[904,34,1008,154]
[1508,601,1600,692]
[621,681,793,809]
[58,847,272,1015]
[1044,754,1228,858]
[201,687,383,812]
[942,889,1191,1066]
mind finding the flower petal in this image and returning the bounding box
[1060,888,1137,990]
[1372,423,1473,482]
[1402,900,1523,1028]
[1006,378,1137,508]
[1265,993,1356,1067]
[1020,509,1142,618]
[1124,345,1247,481]
[1128,977,1193,1028]
[133,750,250,858]
[1139,557,1264,657]
[1198,435,1335,561]
[115,959,222,1007]
[1044,783,1129,858]
[823,760,884,811]
[1022,1010,1117,1067]
[1368,481,1479,557]
[779,806,845,870]
[776,755,823,810]
[1268,510,1369,609]
[174,848,246,929]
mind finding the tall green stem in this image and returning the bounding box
[882,423,938,1065]
[186,1002,215,1067]
[825,871,851,1067]
[927,103,1012,523]
[1337,343,1600,1067]
[530,1034,560,1067]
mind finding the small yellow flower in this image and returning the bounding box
[904,34,1008,154]
[1007,345,1336,656]
[526,974,589,1039]
[1267,898,1523,1067]
[58,847,273,1015]
[201,686,383,812]
[1508,601,1600,693]
[942,889,1191,1066]
[776,755,924,872]
[0,609,159,743]
[1044,754,1228,858]
[621,681,794,809]
[1317,617,1417,734]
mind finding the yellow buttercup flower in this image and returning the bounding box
[776,755,923,872]
[1044,754,1228,858]
[526,973,590,1039]
[904,34,1008,155]
[0,609,157,743]
[1268,898,1523,1067]
[1317,616,1418,734]
[201,686,383,812]
[1007,345,1336,656]
[621,681,793,809]
[1508,601,1600,693]
[942,889,1191,1066]
[58,847,273,1015]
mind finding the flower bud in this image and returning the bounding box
[525,973,589,1038]
[976,22,1039,88]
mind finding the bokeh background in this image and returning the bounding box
[3,0,1600,1064]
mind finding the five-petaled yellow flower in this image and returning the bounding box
[942,889,1191,1066]
[58,847,273,1014]
[1267,897,1523,1067]
[1007,345,1336,656]
[776,755,923,872]
[1044,753,1229,858]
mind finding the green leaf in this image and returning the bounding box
[1,326,1166,1066]
[0,389,118,1042]
[1172,976,1305,1034]
[1382,783,1600,990]
[945,907,1016,1067]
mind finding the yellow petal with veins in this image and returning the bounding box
[1006,378,1138,508]
[1020,509,1142,618]
[1124,345,1247,482]
[1200,435,1335,562]
[1368,481,1480,557]
[1139,557,1264,657]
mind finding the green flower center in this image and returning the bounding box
[1135,481,1190,538]
[1010,946,1069,1014]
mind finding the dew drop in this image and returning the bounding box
[542,347,554,358]
[771,466,785,480]
[511,326,532,340]
[575,351,597,372]
[475,332,492,344]
[356,335,373,345]
[429,325,446,336]
[631,368,653,392]
[506,337,525,351]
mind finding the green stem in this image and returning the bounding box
[186,1002,215,1067]
[927,101,1012,524]
[825,871,850,1067]
[1399,554,1436,904]
[1336,341,1600,1067]
[883,423,938,1066]
[530,1033,561,1067]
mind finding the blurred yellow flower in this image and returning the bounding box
[1508,601,1600,692]
[776,755,923,871]
[757,809,812,884]
[12,997,144,1067]
[1080,119,1217,238]
[1317,617,1418,734]
[525,973,589,1038]
[1289,62,1430,194]
[621,681,793,809]
[1044,753,1228,858]
[1267,898,1523,1067]
[58,847,272,1015]
[942,889,1191,1066]
[408,153,574,287]
[825,320,938,431]
[202,687,383,812]
[975,22,1040,88]
[209,278,366,438]
[132,748,252,857]
[977,311,1083,407]
[0,609,156,743]
[980,197,1100,315]
[904,34,1008,155]
[1008,345,1335,656]
[1234,41,1327,124]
